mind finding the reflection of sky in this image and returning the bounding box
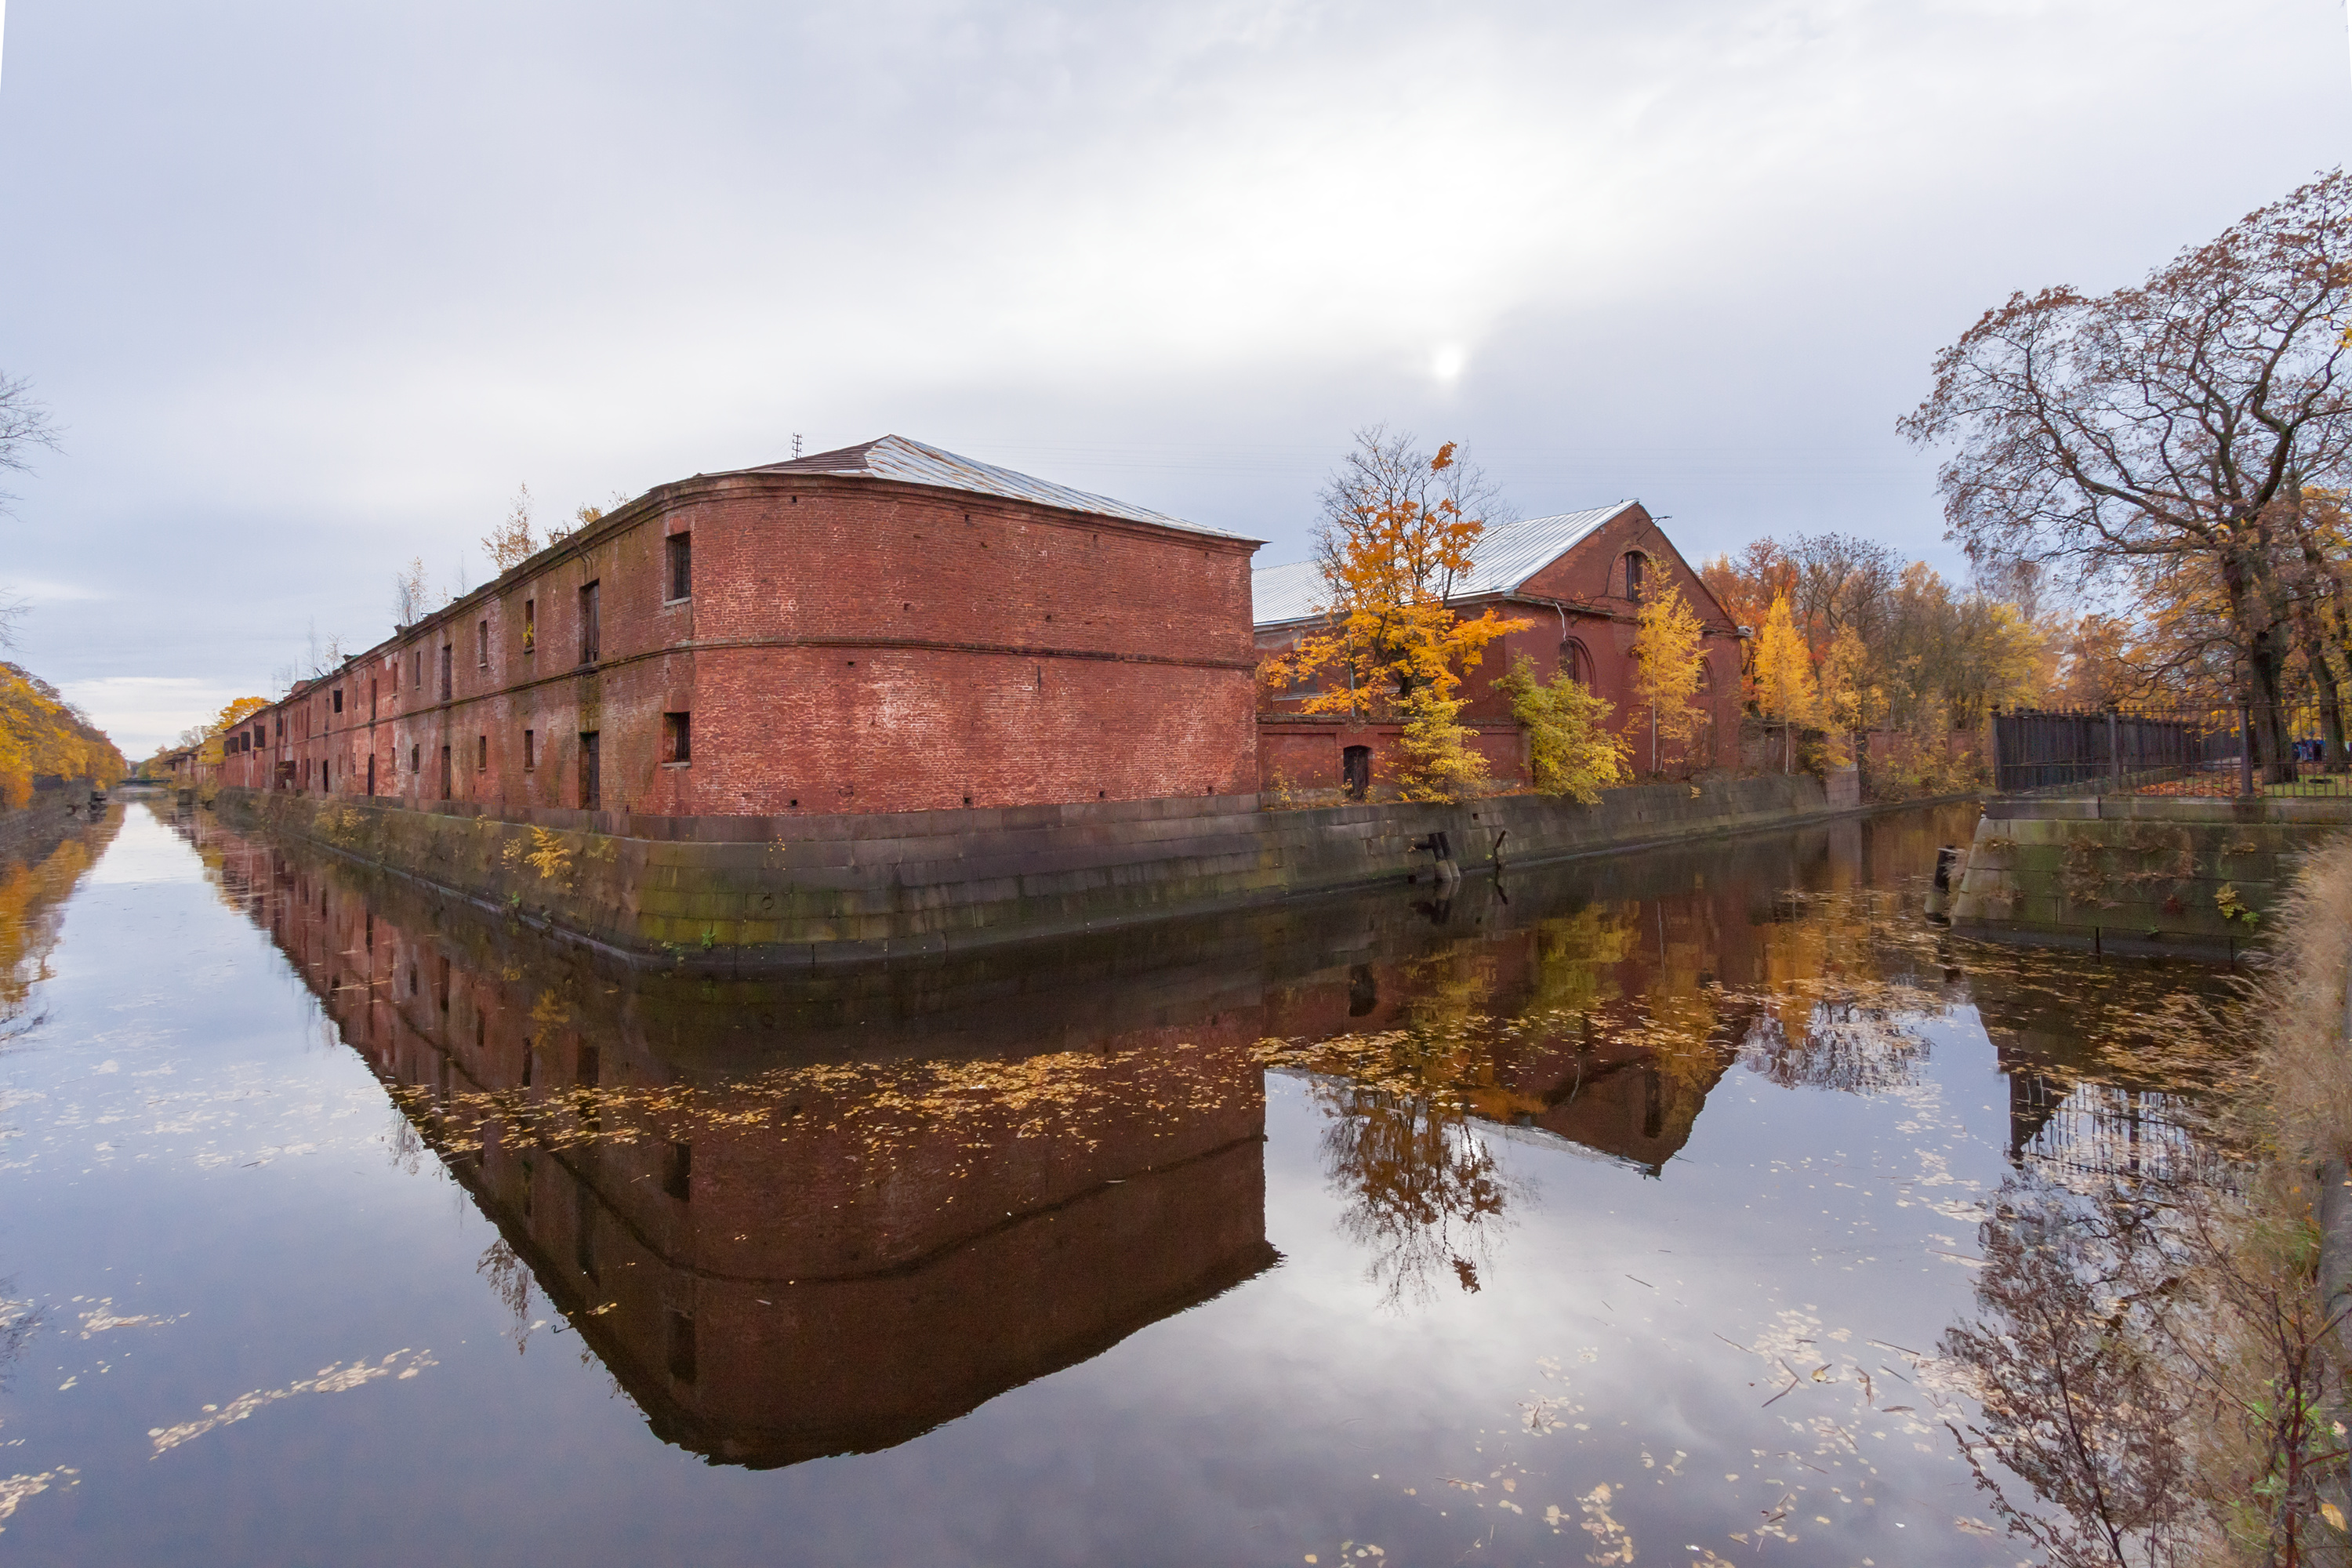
[0,806,2123,1563]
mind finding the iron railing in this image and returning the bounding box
[1991,702,2352,799]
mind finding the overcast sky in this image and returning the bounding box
[3,0,2347,755]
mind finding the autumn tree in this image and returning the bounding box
[1493,657,1627,802]
[481,484,538,574]
[0,371,60,513]
[1900,170,2352,782]
[1628,583,1707,774]
[0,662,125,808]
[390,557,433,629]
[1263,428,1526,800]
[1752,596,1819,772]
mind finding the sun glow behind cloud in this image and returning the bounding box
[0,0,2344,725]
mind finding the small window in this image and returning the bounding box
[438,644,452,702]
[409,744,419,773]
[477,619,489,669]
[666,533,691,601]
[332,688,343,714]
[579,581,601,665]
[411,648,422,689]
[476,735,487,772]
[662,711,691,765]
[523,598,535,653]
[1621,551,1648,604]
[524,729,535,771]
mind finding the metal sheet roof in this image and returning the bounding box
[745,434,1245,539]
[1250,501,1636,628]
[1250,560,1327,626]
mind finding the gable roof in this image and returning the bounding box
[1251,501,1639,627]
[746,434,1246,539]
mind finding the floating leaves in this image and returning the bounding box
[148,1349,439,1455]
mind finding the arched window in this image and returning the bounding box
[1694,657,1713,695]
[1560,637,1594,688]
[1620,551,1648,604]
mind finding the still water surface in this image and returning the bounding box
[0,797,2230,1566]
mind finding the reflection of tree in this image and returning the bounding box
[1737,999,1931,1094]
[0,826,108,1044]
[476,1239,535,1355]
[0,1280,38,1391]
[1314,1081,1522,1309]
[1942,1172,2205,1567]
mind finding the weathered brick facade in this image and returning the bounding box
[220,437,1262,815]
[1254,502,1748,793]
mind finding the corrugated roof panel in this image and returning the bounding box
[745,434,1247,540]
[1250,501,1635,629]
[1250,560,1327,626]
[1444,503,1634,597]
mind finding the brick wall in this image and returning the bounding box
[1255,503,1748,782]
[221,471,1260,815]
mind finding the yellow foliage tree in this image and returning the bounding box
[1817,624,1872,768]
[1627,583,1706,775]
[1262,435,1527,801]
[1493,657,1628,803]
[0,662,126,808]
[1753,595,1820,773]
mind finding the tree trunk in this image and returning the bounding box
[2218,540,2301,783]
[2293,602,2349,774]
[2288,501,2352,771]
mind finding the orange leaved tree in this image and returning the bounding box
[0,662,126,808]
[1261,430,1527,800]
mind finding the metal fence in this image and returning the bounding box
[1991,702,2352,798]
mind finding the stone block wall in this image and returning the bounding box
[1949,796,2352,956]
[215,772,1838,968]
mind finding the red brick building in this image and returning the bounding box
[1254,501,1746,793]
[219,437,1263,816]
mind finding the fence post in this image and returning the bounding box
[2239,700,2256,799]
[1988,709,2003,793]
[2107,710,2121,793]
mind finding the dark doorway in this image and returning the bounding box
[367,753,376,797]
[438,745,452,800]
[579,731,601,809]
[1342,745,1372,800]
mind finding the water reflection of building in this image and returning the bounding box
[181,809,1279,1468]
[171,799,2014,1404]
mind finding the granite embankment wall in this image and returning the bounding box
[1949,795,2352,958]
[215,774,1843,967]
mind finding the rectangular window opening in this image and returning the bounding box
[662,1141,691,1202]
[476,735,487,772]
[666,533,691,602]
[523,598,535,654]
[477,619,489,669]
[579,581,601,665]
[662,711,691,765]
[523,728,535,771]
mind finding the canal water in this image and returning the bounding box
[0,795,2236,1566]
